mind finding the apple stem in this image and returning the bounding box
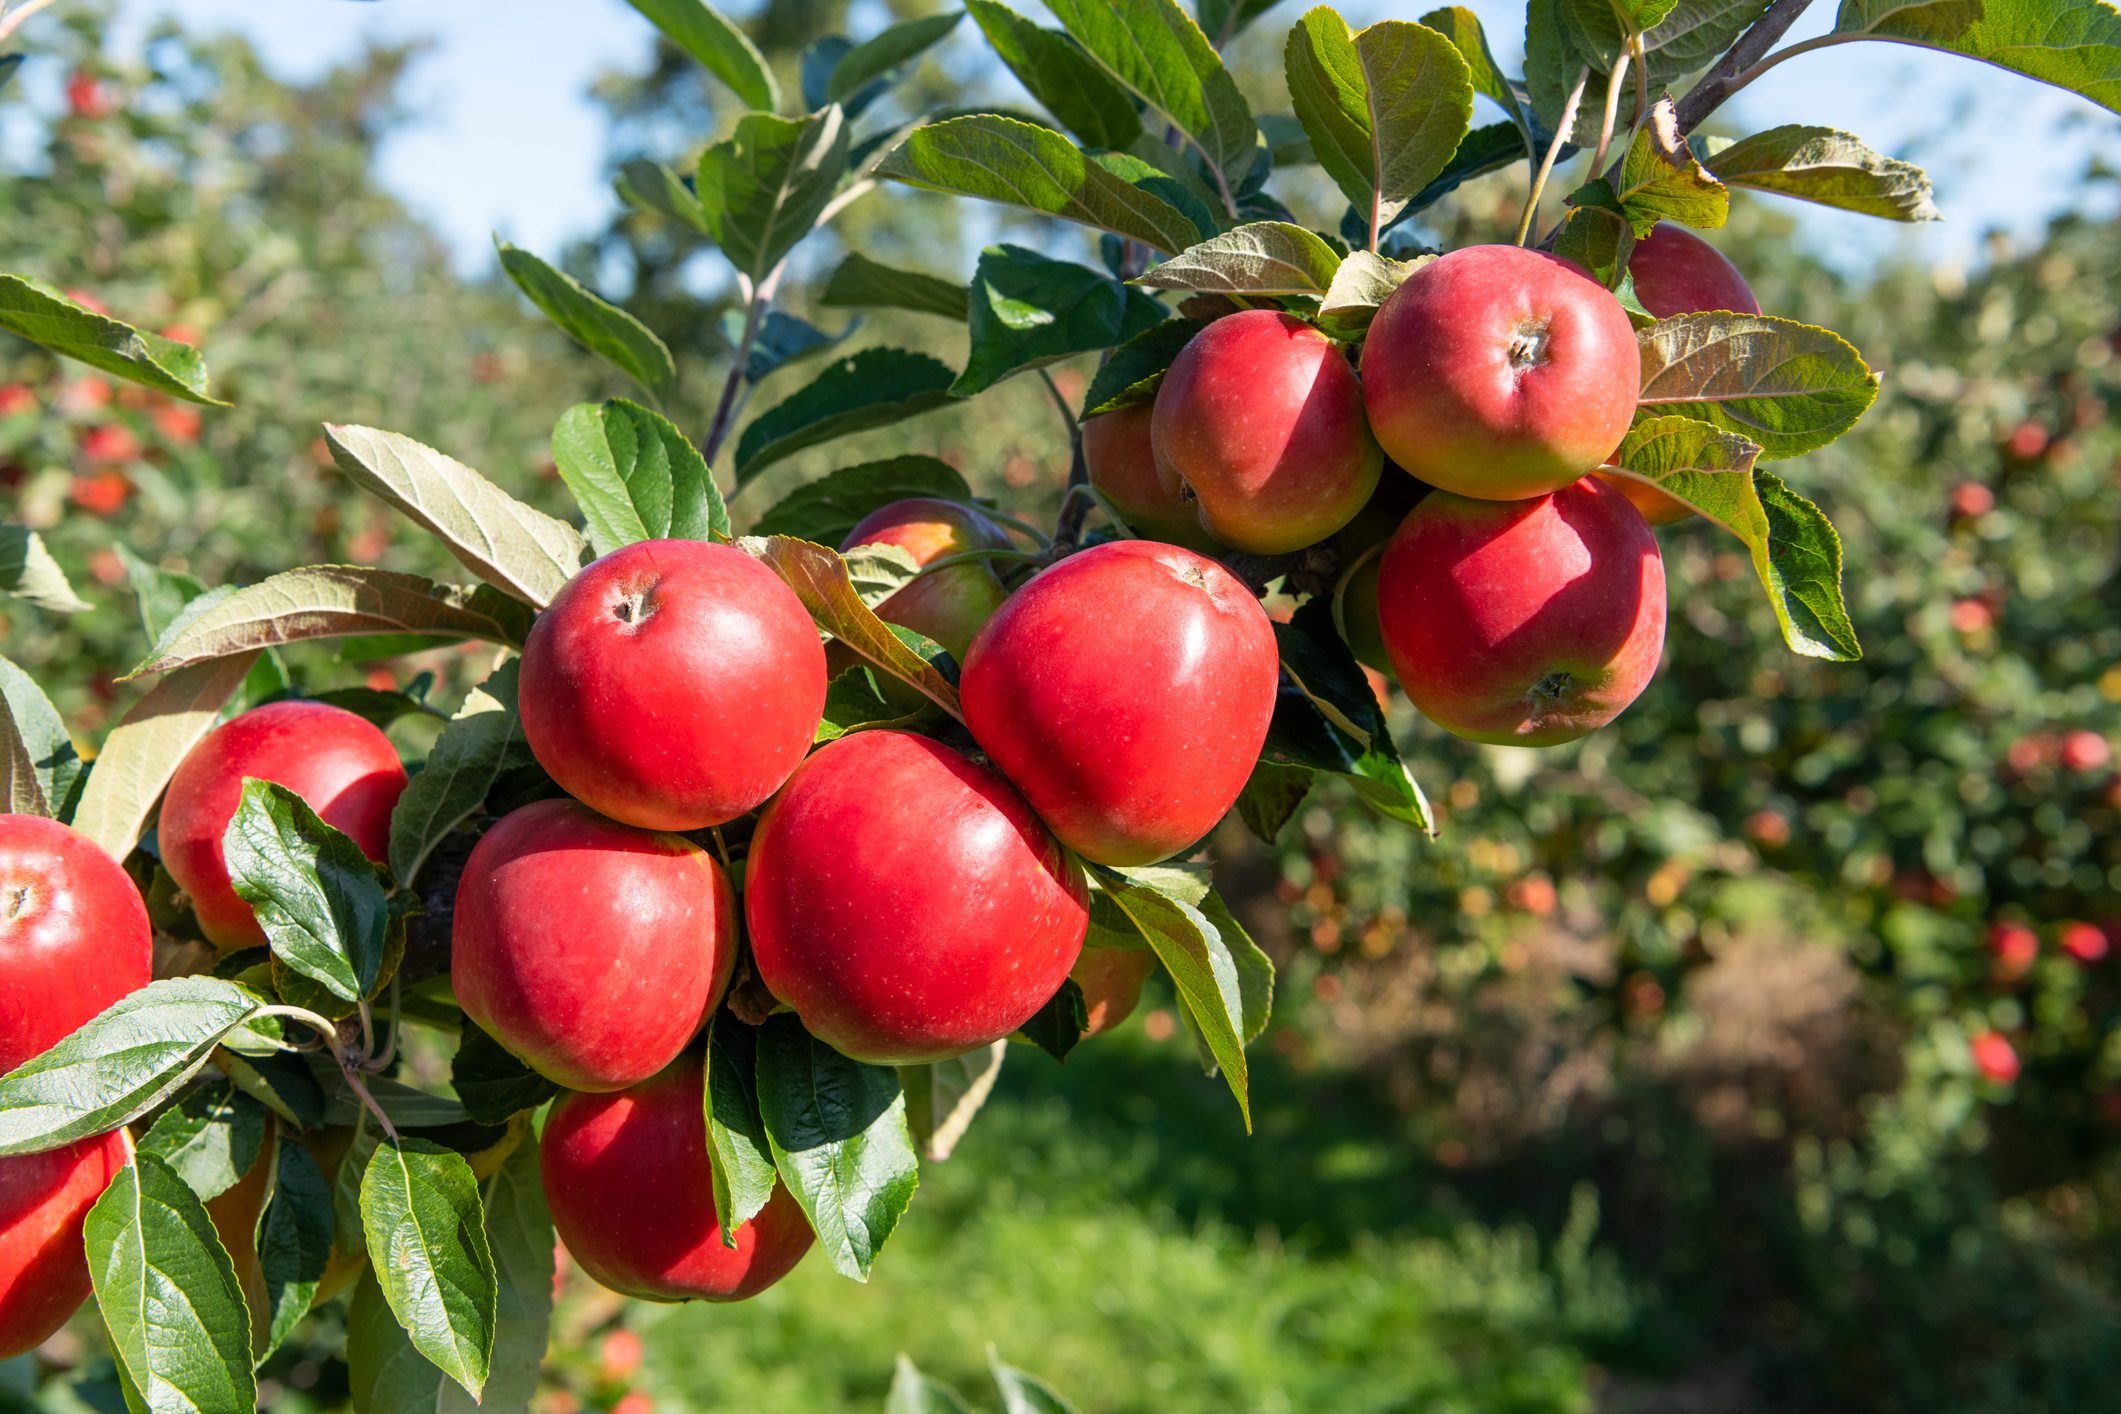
[1036,369,1080,442]
[1516,67,1591,248]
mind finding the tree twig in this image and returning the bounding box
[1516,67,1591,246]
[1589,53,1632,174]
[1671,0,1821,134]
[0,0,64,45]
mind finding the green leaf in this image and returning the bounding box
[754,1014,920,1281]
[742,536,964,717]
[1832,0,2121,113]
[697,108,852,284]
[1081,317,1207,416]
[1198,891,1274,1047]
[137,1081,268,1203]
[734,309,857,382]
[0,977,263,1157]
[346,1140,551,1414]
[126,567,528,679]
[258,1140,335,1358]
[889,1354,978,1414]
[0,524,91,613]
[1420,6,1534,148]
[991,1351,1081,1414]
[1641,0,1774,77]
[1285,10,1474,245]
[820,251,970,320]
[1404,118,1531,216]
[704,1015,780,1245]
[497,241,676,403]
[1046,0,1256,196]
[1315,249,1426,338]
[0,654,78,818]
[1234,760,1312,843]
[451,1020,559,1127]
[815,665,932,743]
[1703,124,1940,221]
[552,399,728,556]
[224,779,388,1008]
[900,1040,1007,1162]
[85,1154,256,1412]
[1570,95,1727,235]
[359,1138,498,1399]
[1135,220,1343,296]
[218,1050,326,1134]
[1267,598,1435,834]
[1548,204,1639,296]
[321,1074,471,1131]
[957,245,1165,397]
[965,0,1144,150]
[614,157,713,235]
[751,457,974,544]
[1094,870,1253,1127]
[623,0,779,110]
[734,348,958,483]
[388,661,525,888]
[70,654,259,863]
[828,13,962,101]
[0,275,226,405]
[1635,310,1880,459]
[1016,981,1089,1063]
[324,423,588,610]
[878,115,1204,256]
[1605,416,1862,661]
[1197,0,1288,45]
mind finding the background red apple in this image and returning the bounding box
[1082,404,1219,551]
[1151,309,1381,553]
[519,539,826,831]
[540,1053,813,1303]
[838,497,1012,660]
[453,798,736,1092]
[1070,948,1156,1038]
[746,730,1087,1064]
[1377,478,1666,746]
[961,541,1280,866]
[1596,224,1761,525]
[0,1132,129,1359]
[1363,245,1639,501]
[159,700,407,950]
[1,815,152,1071]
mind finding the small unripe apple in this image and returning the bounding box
[961,541,1280,866]
[519,539,827,831]
[160,701,408,951]
[1070,948,1156,1038]
[838,498,1011,661]
[540,1053,813,1302]
[453,799,736,1092]
[1151,310,1382,553]
[1,815,152,1072]
[0,1131,128,1359]
[1377,478,1666,746]
[1364,245,1639,501]
[1596,225,1761,525]
[747,731,1088,1064]
[1081,404,1219,551]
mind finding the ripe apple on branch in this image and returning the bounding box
[2,0,2117,1404]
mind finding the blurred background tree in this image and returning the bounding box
[4,3,2119,1412]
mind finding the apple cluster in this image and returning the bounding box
[1091,230,1760,747]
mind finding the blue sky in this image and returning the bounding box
[76,0,2121,276]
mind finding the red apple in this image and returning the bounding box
[1363,245,1639,501]
[519,540,826,831]
[1595,225,1760,524]
[1377,478,1666,746]
[1150,310,1381,553]
[838,498,1012,661]
[2060,730,2111,772]
[540,1053,813,1302]
[64,73,111,120]
[0,385,33,418]
[1070,948,1156,1038]
[2060,921,2109,964]
[452,799,736,1092]
[961,540,1280,865]
[0,1132,129,1359]
[1948,482,1995,521]
[1082,404,1218,551]
[1969,1030,2019,1084]
[747,731,1088,1064]
[1,815,153,1071]
[1988,921,2039,979]
[159,701,407,951]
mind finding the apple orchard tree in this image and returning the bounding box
[2,0,2118,1406]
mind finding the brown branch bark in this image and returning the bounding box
[1672,0,1821,134]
